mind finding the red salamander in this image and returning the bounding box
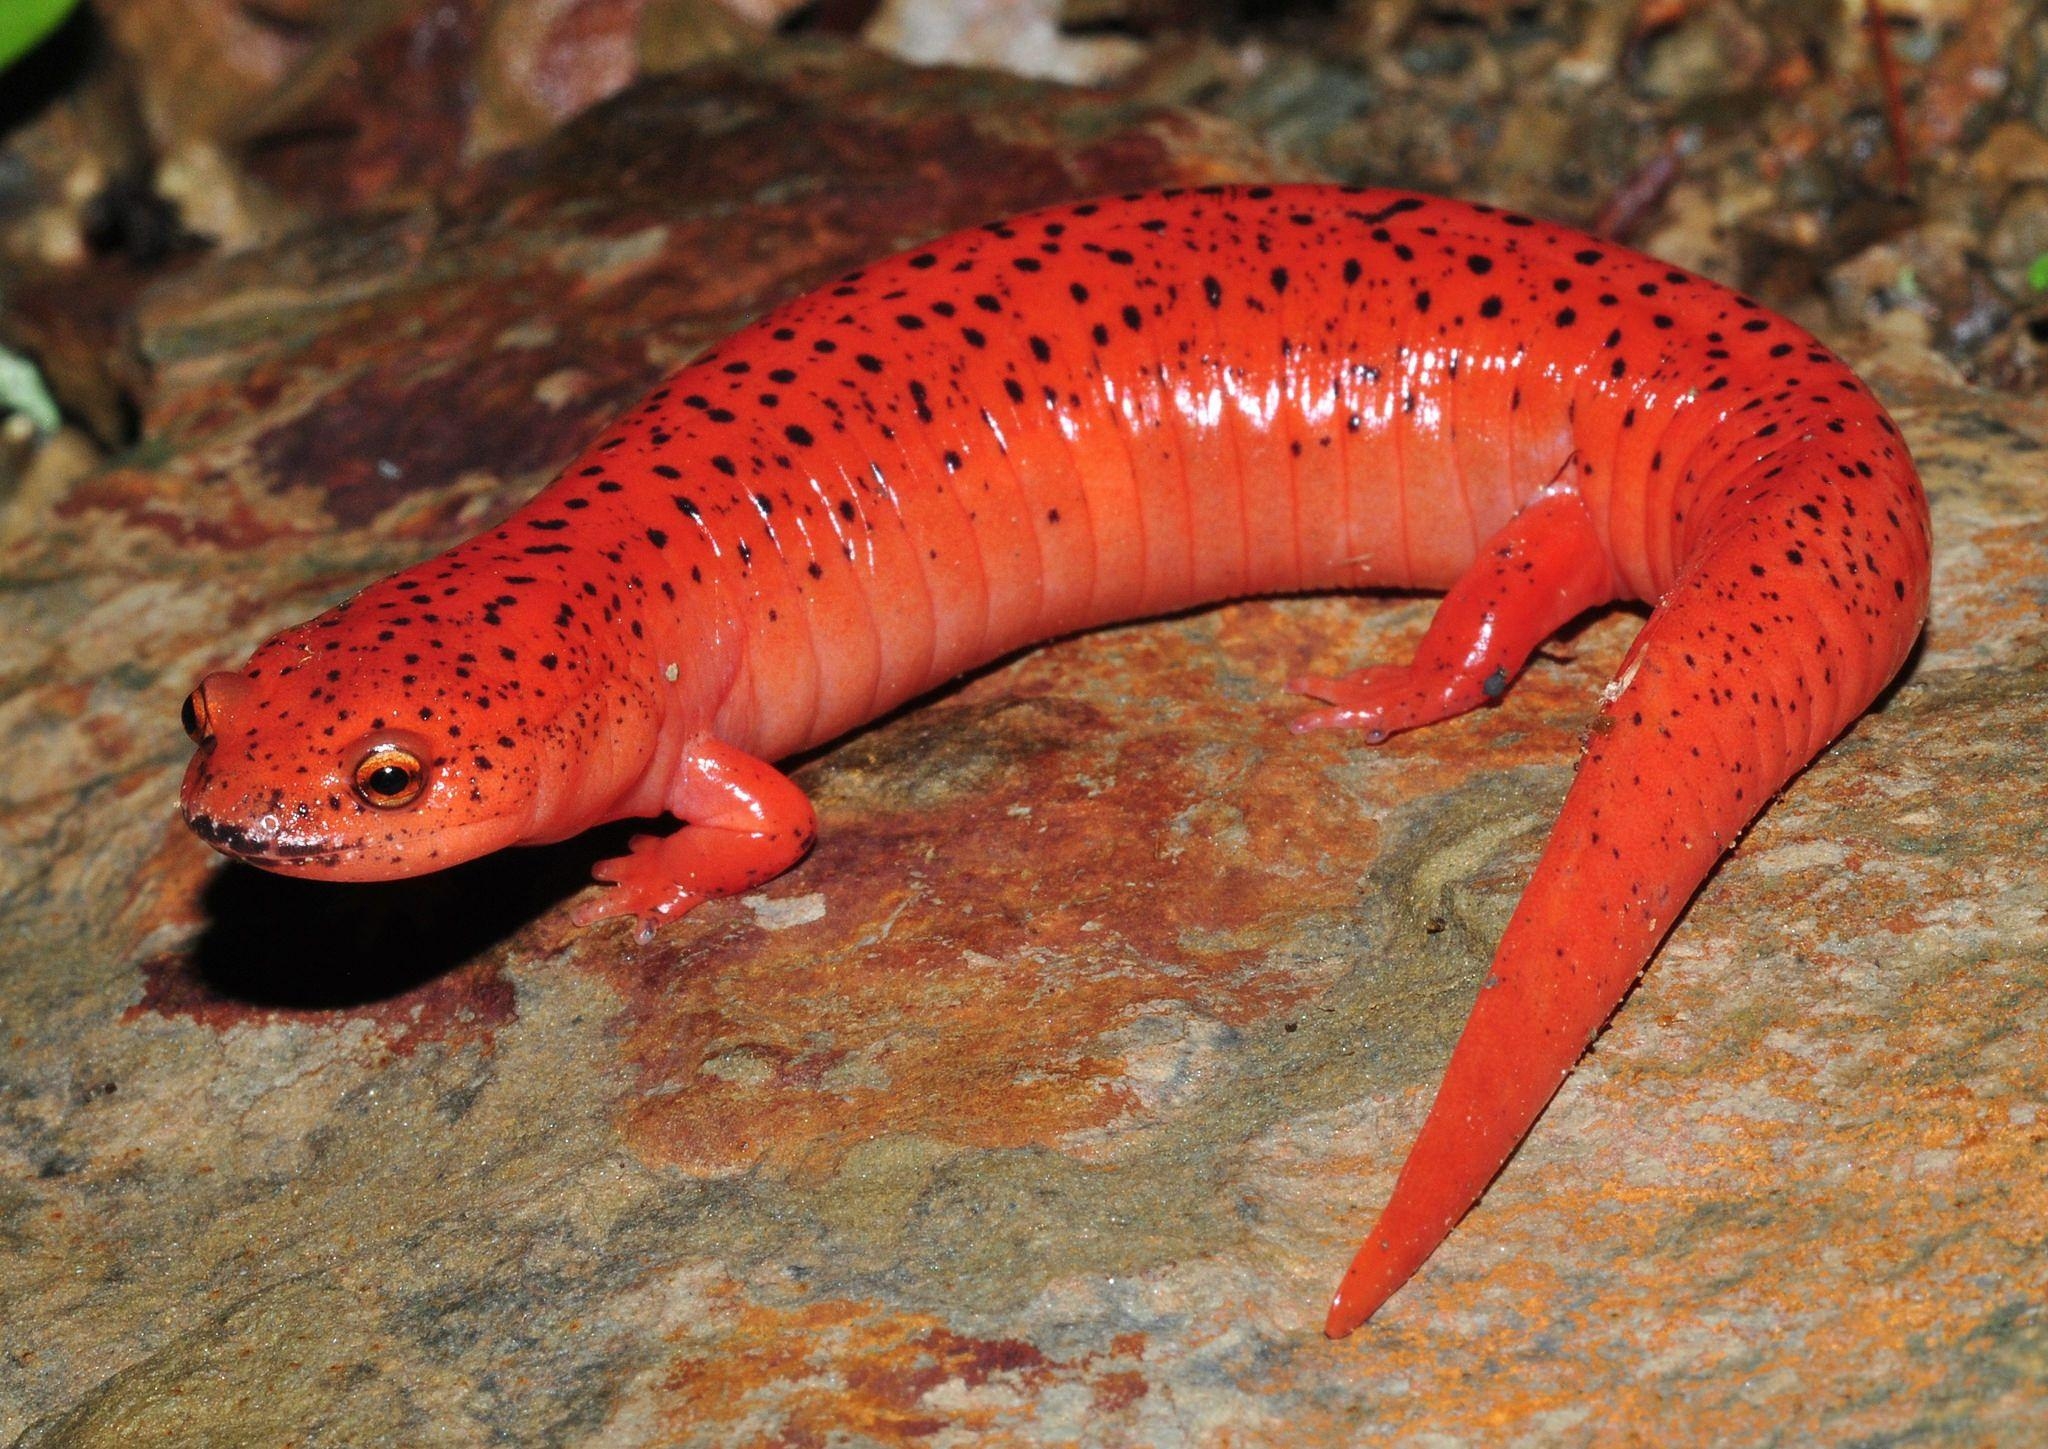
[178,185,1932,1336]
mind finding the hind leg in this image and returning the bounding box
[1292,487,1616,738]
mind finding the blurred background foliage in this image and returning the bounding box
[0,0,80,71]
[1,0,2043,497]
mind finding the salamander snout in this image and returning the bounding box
[174,642,546,882]
[176,656,436,877]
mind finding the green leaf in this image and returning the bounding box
[2029,254,2048,294]
[0,345,61,435]
[0,0,80,71]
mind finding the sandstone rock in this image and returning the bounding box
[1,35,2042,1449]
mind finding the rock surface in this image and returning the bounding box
[3,44,2045,1447]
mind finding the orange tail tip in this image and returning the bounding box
[1319,1098,1517,1338]
[1325,1234,1434,1339]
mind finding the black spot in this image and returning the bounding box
[1479,296,1502,318]
[1270,266,1289,294]
[1466,254,1493,274]
[785,424,815,447]
[1353,197,1418,227]
[856,353,884,373]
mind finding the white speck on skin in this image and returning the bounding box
[1600,651,1645,705]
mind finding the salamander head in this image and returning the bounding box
[179,571,667,881]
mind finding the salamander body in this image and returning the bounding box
[179,186,1931,1334]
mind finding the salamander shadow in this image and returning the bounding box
[185,823,639,1009]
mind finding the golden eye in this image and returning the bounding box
[353,747,426,809]
[181,687,212,745]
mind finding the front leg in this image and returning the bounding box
[576,738,817,940]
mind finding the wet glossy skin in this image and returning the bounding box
[181,186,1931,1335]
[181,557,676,876]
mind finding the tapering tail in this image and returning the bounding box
[1325,451,1929,1337]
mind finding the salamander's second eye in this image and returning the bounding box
[181,688,211,745]
[353,748,425,808]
